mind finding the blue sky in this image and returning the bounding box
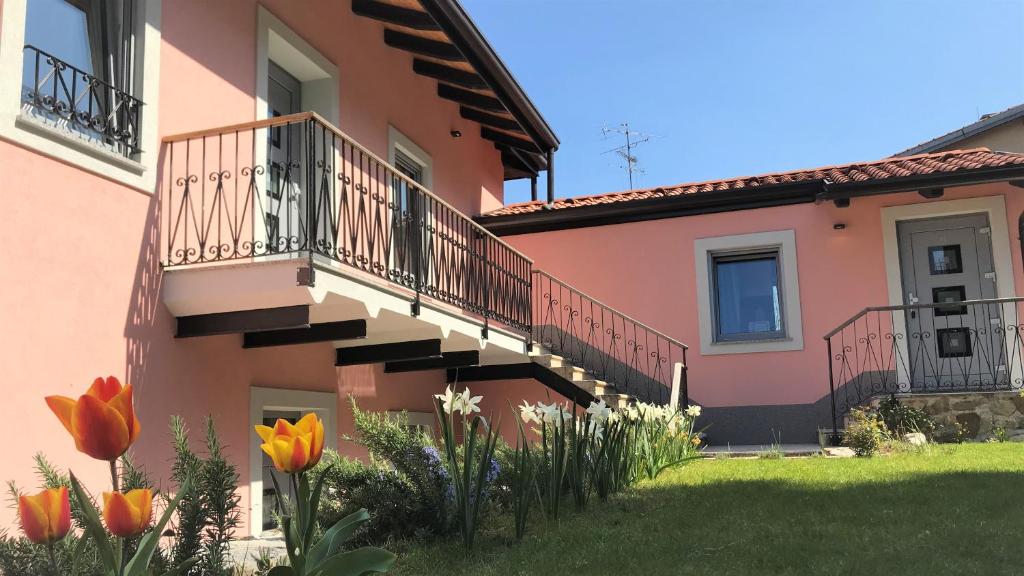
[461,0,1024,205]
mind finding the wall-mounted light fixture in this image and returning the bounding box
[450,129,462,138]
[833,223,847,230]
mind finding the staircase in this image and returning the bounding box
[528,347,633,409]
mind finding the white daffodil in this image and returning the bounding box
[536,402,561,424]
[519,400,540,425]
[586,399,612,423]
[588,420,604,441]
[624,405,639,421]
[606,411,621,425]
[463,389,483,414]
[686,405,702,418]
[435,386,458,414]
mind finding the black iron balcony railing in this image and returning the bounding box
[532,270,688,405]
[825,297,1024,437]
[161,112,533,335]
[22,45,142,157]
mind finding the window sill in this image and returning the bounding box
[701,336,803,356]
[14,113,146,176]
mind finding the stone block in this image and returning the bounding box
[903,432,927,446]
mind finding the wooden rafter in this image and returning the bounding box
[351,0,439,30]
[436,84,504,112]
[412,58,487,90]
[384,29,464,61]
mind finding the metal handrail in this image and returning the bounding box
[161,112,533,264]
[824,296,1024,339]
[533,269,689,352]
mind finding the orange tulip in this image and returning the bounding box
[46,376,141,461]
[18,487,71,545]
[102,489,153,538]
[255,413,325,474]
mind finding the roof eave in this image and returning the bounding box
[895,104,1024,157]
[418,0,560,151]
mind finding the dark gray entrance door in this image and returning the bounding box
[897,212,1003,389]
[267,61,303,252]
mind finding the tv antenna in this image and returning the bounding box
[602,123,650,189]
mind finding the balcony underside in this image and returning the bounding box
[162,256,530,366]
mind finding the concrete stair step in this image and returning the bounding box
[576,379,617,396]
[553,364,589,382]
[532,354,568,369]
[598,393,632,410]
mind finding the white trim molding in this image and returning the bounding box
[0,0,162,192]
[694,229,804,355]
[248,386,337,538]
[255,6,339,124]
[388,125,433,189]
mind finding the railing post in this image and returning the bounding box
[481,234,490,339]
[302,118,316,287]
[670,361,684,411]
[827,336,840,445]
[410,186,422,317]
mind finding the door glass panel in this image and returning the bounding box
[928,245,963,275]
[936,327,972,358]
[932,285,967,316]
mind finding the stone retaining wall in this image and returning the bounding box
[868,391,1024,441]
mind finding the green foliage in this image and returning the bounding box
[0,530,102,576]
[843,409,889,456]
[169,415,242,576]
[877,395,937,437]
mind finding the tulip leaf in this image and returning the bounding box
[124,478,191,576]
[282,515,305,575]
[307,508,369,571]
[306,547,396,576]
[69,473,116,570]
[70,531,91,576]
[267,566,297,576]
[303,465,333,555]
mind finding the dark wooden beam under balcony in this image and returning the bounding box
[384,350,480,373]
[460,106,522,132]
[447,363,534,381]
[176,305,310,338]
[352,0,440,31]
[437,84,505,113]
[480,127,541,153]
[497,144,544,176]
[242,320,367,349]
[336,339,442,366]
[383,29,464,62]
[413,59,487,90]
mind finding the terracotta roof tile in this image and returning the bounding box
[483,148,1024,217]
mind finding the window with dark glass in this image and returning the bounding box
[928,245,963,275]
[22,0,142,157]
[712,251,785,341]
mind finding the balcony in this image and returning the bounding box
[160,113,685,406]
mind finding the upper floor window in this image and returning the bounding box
[21,0,142,157]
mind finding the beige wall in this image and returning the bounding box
[933,119,1024,154]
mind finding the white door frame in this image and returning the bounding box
[881,195,1017,390]
[249,386,337,538]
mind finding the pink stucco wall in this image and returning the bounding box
[0,0,506,532]
[503,183,1024,410]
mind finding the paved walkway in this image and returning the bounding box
[702,443,822,457]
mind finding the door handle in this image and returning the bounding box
[908,292,919,319]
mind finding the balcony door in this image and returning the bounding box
[897,212,1004,390]
[267,61,304,253]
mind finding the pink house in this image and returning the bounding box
[3,0,1024,536]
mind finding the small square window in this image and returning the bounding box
[928,245,963,275]
[937,327,972,358]
[712,251,784,342]
[932,286,967,317]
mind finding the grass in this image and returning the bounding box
[391,444,1024,575]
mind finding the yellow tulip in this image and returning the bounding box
[18,487,71,545]
[46,376,141,461]
[255,413,325,474]
[102,489,153,538]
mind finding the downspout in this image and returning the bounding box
[545,148,556,207]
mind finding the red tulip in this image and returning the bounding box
[102,489,153,537]
[18,487,71,544]
[46,376,141,461]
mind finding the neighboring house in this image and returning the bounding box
[897,103,1024,156]
[478,149,1024,445]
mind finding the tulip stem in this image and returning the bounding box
[46,542,58,576]
[110,460,119,492]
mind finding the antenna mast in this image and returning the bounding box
[602,123,650,189]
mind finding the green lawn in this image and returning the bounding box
[391,444,1024,575]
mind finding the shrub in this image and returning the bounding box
[843,409,889,456]
[168,415,241,576]
[877,395,936,438]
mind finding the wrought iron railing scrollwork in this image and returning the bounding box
[532,270,688,406]
[22,45,142,157]
[825,297,1024,437]
[161,112,532,335]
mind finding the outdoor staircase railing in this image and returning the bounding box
[825,296,1024,439]
[532,270,688,406]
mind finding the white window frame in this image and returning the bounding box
[0,0,162,191]
[249,386,337,538]
[387,125,432,189]
[694,229,804,355]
